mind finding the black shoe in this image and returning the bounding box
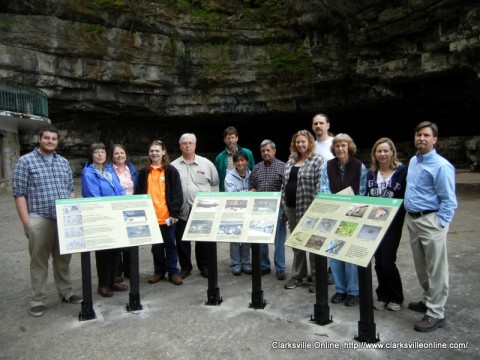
[408,300,428,313]
[61,295,83,304]
[179,269,191,279]
[200,267,208,278]
[331,292,347,304]
[276,270,286,280]
[260,268,271,276]
[327,272,334,285]
[344,295,359,306]
[327,267,334,285]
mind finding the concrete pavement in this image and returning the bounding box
[0,173,478,360]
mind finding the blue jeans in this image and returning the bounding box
[151,224,179,277]
[230,243,250,269]
[261,209,287,271]
[330,258,359,296]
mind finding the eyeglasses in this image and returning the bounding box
[181,142,195,146]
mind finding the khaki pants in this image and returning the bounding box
[26,217,73,306]
[406,213,449,318]
[283,205,316,279]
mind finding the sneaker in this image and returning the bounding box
[30,305,45,317]
[242,265,252,274]
[276,270,286,280]
[373,300,387,310]
[232,267,241,276]
[61,295,83,304]
[331,292,347,304]
[344,295,359,306]
[309,282,316,293]
[387,302,401,311]
[284,277,302,289]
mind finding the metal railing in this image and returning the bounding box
[0,81,49,117]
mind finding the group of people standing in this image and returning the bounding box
[12,117,457,333]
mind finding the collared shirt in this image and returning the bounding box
[171,154,219,220]
[12,148,74,219]
[249,158,285,192]
[113,163,134,195]
[404,149,457,226]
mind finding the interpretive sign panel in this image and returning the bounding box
[285,193,403,267]
[182,192,281,244]
[56,195,162,254]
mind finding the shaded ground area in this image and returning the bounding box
[0,173,478,360]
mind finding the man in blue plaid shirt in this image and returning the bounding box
[12,125,82,317]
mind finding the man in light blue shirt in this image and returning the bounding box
[404,121,457,332]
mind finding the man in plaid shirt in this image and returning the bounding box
[12,125,81,317]
[249,139,287,280]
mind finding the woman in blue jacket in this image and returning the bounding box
[82,142,128,297]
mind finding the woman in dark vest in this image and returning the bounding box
[367,137,407,311]
[320,133,367,306]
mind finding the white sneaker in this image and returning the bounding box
[30,305,45,317]
[373,300,387,310]
[387,302,401,311]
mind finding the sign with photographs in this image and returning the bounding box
[56,195,162,254]
[183,192,281,244]
[285,193,403,267]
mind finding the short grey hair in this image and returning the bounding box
[260,139,276,149]
[179,133,197,144]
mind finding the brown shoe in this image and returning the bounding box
[170,274,183,285]
[97,286,113,297]
[110,283,128,291]
[414,315,445,332]
[148,273,165,284]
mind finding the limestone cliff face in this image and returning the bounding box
[1,0,479,161]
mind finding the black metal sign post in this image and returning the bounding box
[249,243,266,309]
[126,246,142,312]
[311,254,333,325]
[354,262,380,343]
[205,242,222,305]
[78,252,96,321]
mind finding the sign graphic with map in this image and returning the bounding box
[285,193,403,267]
[56,195,162,254]
[183,192,281,244]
